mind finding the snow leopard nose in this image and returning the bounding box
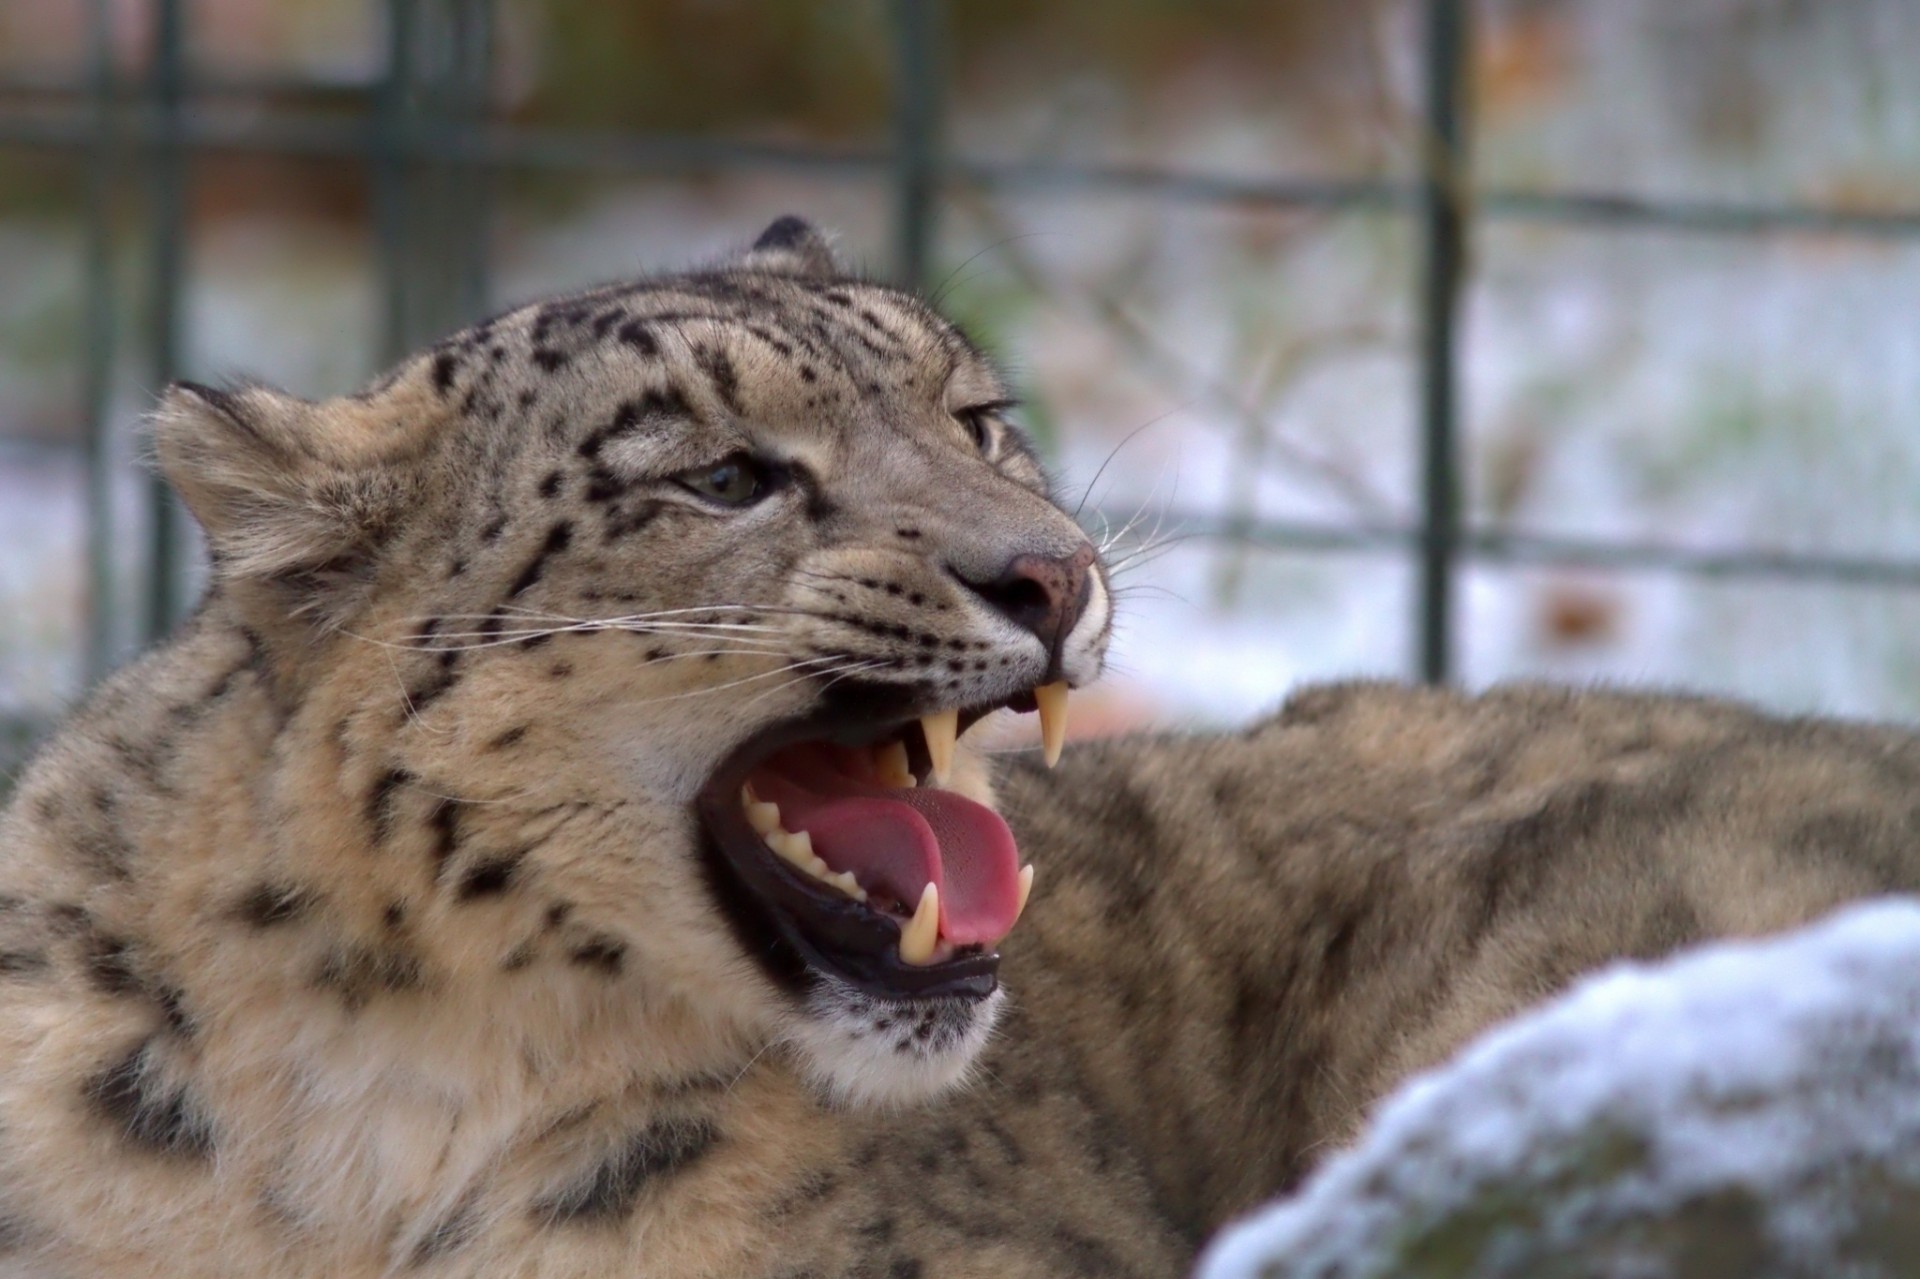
[955,544,1096,657]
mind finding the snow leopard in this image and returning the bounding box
[2,216,1917,1277]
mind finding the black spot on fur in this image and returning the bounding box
[427,799,464,873]
[480,516,507,543]
[695,344,744,415]
[507,521,573,598]
[154,985,194,1037]
[544,902,572,929]
[236,883,315,929]
[85,934,142,996]
[790,469,837,523]
[532,347,569,373]
[858,309,902,344]
[368,768,416,841]
[406,659,460,714]
[488,725,529,751]
[579,387,692,459]
[86,1041,214,1159]
[0,951,47,977]
[456,852,525,901]
[315,945,423,1011]
[533,1117,717,1225]
[616,319,657,354]
[747,324,794,356]
[601,497,662,542]
[431,352,458,395]
[538,469,564,499]
[569,936,626,976]
[531,301,589,343]
[383,901,407,929]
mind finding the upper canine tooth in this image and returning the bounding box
[921,709,958,785]
[898,882,940,966]
[746,800,783,837]
[1013,863,1035,925]
[1034,682,1069,768]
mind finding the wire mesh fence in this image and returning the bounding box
[2,0,1918,778]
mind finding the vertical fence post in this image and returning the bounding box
[1414,0,1470,685]
[142,0,189,643]
[891,0,943,290]
[81,0,119,679]
[449,0,494,326]
[374,0,416,365]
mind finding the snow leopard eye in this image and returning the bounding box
[676,453,775,506]
[956,403,1012,458]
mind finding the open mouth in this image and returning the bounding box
[694,681,1069,1003]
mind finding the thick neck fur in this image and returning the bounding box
[2,604,783,1268]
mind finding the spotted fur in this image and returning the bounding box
[2,221,1917,1275]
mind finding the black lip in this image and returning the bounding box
[693,680,1007,1001]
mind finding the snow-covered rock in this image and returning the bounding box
[1200,899,1920,1279]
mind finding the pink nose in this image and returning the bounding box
[956,544,1095,657]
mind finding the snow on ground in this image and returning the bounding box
[1200,899,1920,1279]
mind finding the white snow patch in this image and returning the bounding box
[1200,898,1920,1278]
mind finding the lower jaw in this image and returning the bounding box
[695,823,1000,1003]
[691,679,1018,1004]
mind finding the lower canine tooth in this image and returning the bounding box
[921,709,958,785]
[898,882,940,965]
[1013,863,1035,925]
[1034,682,1069,768]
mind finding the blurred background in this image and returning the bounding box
[3,0,1919,778]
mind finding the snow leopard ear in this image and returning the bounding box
[153,380,423,618]
[737,215,841,278]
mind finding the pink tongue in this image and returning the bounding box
[749,749,1022,947]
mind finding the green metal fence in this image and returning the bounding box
[4,0,1920,760]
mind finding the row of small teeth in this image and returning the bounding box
[738,685,1063,965]
[740,778,1037,967]
[744,784,869,902]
